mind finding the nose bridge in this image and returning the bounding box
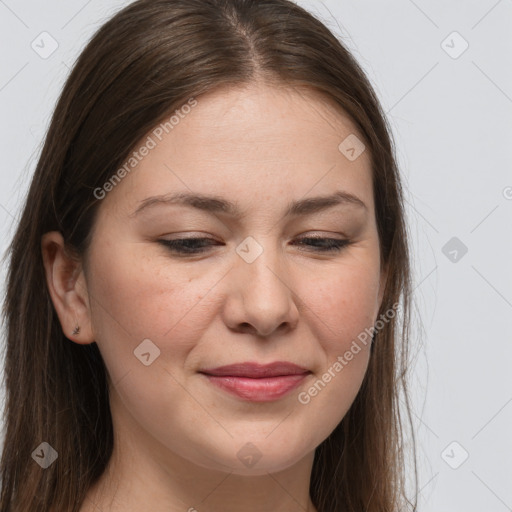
[236,234,287,297]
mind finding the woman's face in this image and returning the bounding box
[81,82,386,475]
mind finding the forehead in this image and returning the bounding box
[178,82,365,152]
[98,82,374,219]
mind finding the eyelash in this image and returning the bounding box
[158,236,352,255]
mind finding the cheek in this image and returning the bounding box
[292,263,380,440]
[86,243,227,376]
[302,257,381,355]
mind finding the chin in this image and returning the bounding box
[188,435,314,476]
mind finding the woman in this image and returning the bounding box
[0,0,417,510]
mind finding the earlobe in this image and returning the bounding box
[41,231,94,345]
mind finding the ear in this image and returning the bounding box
[41,231,95,344]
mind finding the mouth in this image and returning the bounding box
[198,361,312,402]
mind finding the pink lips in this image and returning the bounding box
[199,362,311,402]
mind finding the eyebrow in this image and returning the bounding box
[130,190,367,219]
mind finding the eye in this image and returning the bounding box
[291,236,351,253]
[158,237,219,255]
[157,235,351,256]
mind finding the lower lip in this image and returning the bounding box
[202,373,310,402]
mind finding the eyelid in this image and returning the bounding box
[157,231,349,243]
[156,233,353,256]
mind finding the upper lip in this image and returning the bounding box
[199,361,310,378]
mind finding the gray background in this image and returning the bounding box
[1,0,511,510]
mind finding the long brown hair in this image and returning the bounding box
[0,0,417,510]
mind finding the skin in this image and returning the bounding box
[42,81,387,512]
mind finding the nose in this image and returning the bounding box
[222,238,300,338]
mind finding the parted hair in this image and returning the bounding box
[0,1,417,510]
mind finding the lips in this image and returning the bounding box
[199,361,310,378]
[199,362,311,402]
